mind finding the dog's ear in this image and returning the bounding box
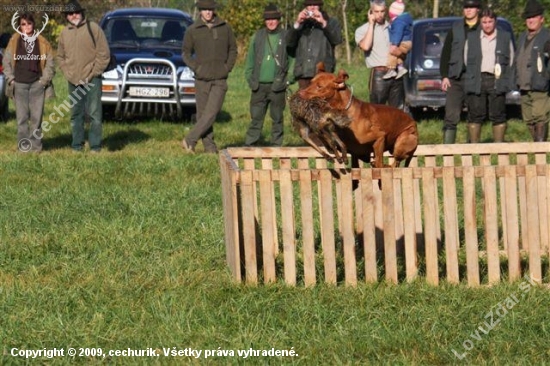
[316,62,326,74]
[338,69,350,81]
[334,69,349,89]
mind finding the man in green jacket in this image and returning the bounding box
[244,3,293,147]
[57,0,110,152]
[181,0,237,154]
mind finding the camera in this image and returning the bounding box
[306,10,314,17]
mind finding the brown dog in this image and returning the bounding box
[298,63,418,169]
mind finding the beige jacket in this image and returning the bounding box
[56,19,110,85]
[3,33,56,87]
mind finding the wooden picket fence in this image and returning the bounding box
[219,143,550,287]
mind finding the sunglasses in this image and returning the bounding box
[66,11,82,15]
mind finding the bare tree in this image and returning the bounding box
[340,0,351,64]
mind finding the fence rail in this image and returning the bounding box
[219,143,550,287]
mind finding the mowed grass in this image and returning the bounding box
[0,62,548,365]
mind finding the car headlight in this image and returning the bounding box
[103,66,120,80]
[179,66,194,81]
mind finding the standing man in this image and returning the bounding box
[57,0,110,153]
[439,0,481,144]
[515,0,550,142]
[244,4,293,147]
[182,0,237,154]
[464,8,514,143]
[355,0,404,108]
[286,0,342,89]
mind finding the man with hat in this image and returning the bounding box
[514,0,550,142]
[244,4,294,147]
[57,0,110,152]
[286,0,342,89]
[182,0,237,153]
[439,0,481,144]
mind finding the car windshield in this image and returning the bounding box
[103,17,189,49]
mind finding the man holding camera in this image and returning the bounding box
[286,0,342,89]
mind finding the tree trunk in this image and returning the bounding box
[341,0,351,65]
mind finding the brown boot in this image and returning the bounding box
[528,124,536,140]
[535,123,548,142]
[492,123,507,143]
[467,123,481,143]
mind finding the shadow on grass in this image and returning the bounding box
[103,129,150,151]
[42,129,150,152]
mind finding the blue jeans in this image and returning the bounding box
[14,80,45,152]
[68,77,103,151]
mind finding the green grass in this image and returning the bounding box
[0,62,547,365]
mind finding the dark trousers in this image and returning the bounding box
[466,73,506,125]
[369,68,404,109]
[186,78,228,152]
[443,77,465,131]
[245,83,286,146]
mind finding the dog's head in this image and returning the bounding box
[299,62,349,104]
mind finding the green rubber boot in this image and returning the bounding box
[443,129,457,144]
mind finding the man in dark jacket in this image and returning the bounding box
[244,4,293,147]
[286,0,342,89]
[440,0,481,144]
[182,0,237,153]
[463,8,514,143]
[514,0,550,142]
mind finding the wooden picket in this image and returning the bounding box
[219,143,550,286]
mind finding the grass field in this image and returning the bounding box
[1,62,548,365]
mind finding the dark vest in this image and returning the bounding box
[516,27,550,92]
[464,28,513,95]
[249,27,289,92]
[448,20,480,79]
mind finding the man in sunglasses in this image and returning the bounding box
[57,0,110,153]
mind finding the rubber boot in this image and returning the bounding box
[467,123,481,143]
[528,124,536,141]
[535,123,548,142]
[443,129,457,144]
[492,123,507,143]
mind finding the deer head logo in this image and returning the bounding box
[12,12,49,54]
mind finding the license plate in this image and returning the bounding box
[129,87,169,97]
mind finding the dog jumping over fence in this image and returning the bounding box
[297,63,418,169]
[288,92,351,164]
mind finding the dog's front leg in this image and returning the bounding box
[298,125,335,162]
